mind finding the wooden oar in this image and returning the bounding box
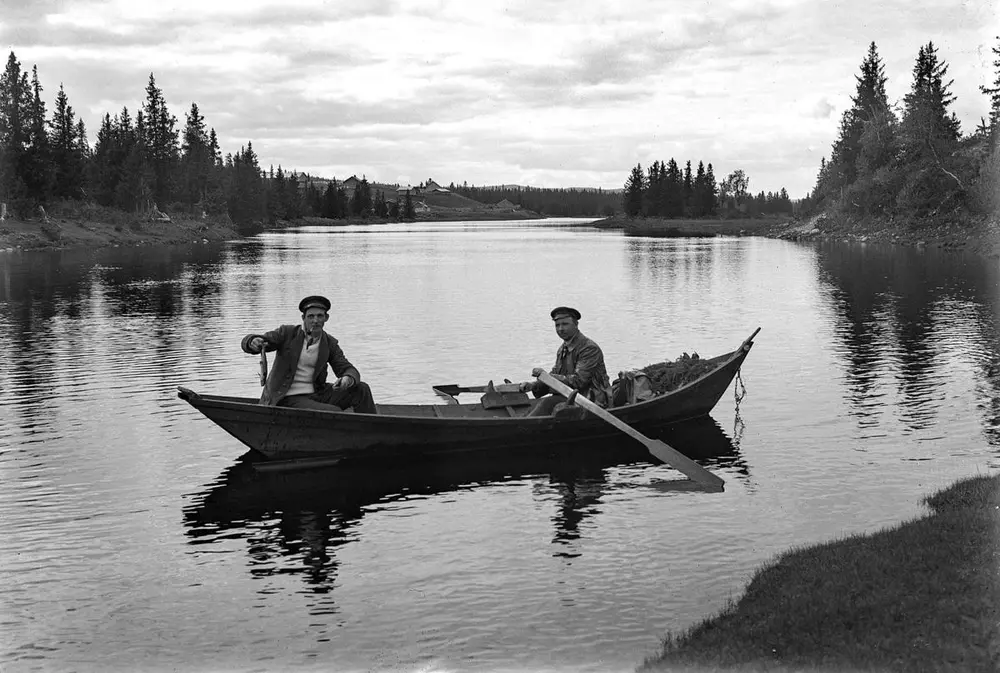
[433,382,524,397]
[536,371,724,490]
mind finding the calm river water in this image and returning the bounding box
[1,218,998,672]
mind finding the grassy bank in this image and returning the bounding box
[640,474,999,673]
[0,202,239,251]
[594,211,1000,258]
[0,204,553,253]
[593,215,790,236]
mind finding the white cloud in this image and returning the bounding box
[0,0,995,196]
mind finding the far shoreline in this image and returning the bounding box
[593,211,1000,258]
[0,206,550,253]
[3,206,998,260]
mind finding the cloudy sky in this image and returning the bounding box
[1,0,996,197]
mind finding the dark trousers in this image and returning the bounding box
[279,381,377,414]
[526,394,587,419]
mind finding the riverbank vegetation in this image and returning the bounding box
[619,159,794,220]
[804,39,1000,226]
[641,473,999,672]
[0,51,306,234]
[0,49,605,251]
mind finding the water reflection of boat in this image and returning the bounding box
[176,331,758,464]
[184,417,745,581]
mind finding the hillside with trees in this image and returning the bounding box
[0,50,413,241]
[450,183,621,217]
[805,39,999,224]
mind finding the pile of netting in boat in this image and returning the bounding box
[640,352,717,395]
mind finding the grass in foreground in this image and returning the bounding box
[640,474,999,673]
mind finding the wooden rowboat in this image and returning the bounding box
[177,329,759,465]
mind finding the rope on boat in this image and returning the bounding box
[734,367,747,405]
[732,368,747,448]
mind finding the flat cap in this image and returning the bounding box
[298,295,331,313]
[550,306,581,321]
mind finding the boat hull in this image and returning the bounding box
[178,335,755,462]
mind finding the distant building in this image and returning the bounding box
[494,198,518,210]
[342,175,361,196]
[424,178,449,193]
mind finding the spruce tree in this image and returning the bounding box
[180,102,212,211]
[664,159,683,217]
[704,163,718,215]
[822,42,891,199]
[203,127,225,214]
[272,165,287,220]
[142,73,179,210]
[979,35,1000,143]
[23,65,52,203]
[90,113,115,205]
[623,163,645,217]
[682,160,693,214]
[898,42,962,211]
[225,142,264,227]
[115,110,151,212]
[0,51,31,213]
[74,119,89,196]
[645,161,663,216]
[693,161,707,216]
[50,84,84,199]
[901,42,960,155]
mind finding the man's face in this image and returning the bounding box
[302,308,328,335]
[553,316,579,341]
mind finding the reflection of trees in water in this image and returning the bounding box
[0,245,229,432]
[627,238,715,288]
[625,237,748,291]
[815,241,1000,443]
[185,419,747,591]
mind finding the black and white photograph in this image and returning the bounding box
[1,1,998,671]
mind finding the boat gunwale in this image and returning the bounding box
[179,341,752,425]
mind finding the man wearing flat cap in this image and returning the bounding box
[241,294,377,413]
[525,306,612,416]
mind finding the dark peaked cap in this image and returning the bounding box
[299,295,331,313]
[550,306,581,321]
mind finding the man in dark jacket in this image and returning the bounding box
[241,295,377,413]
[526,306,612,417]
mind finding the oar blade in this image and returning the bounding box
[535,371,725,490]
[647,439,725,491]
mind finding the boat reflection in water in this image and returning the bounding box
[183,416,746,585]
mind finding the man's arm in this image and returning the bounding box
[327,340,361,385]
[241,326,291,354]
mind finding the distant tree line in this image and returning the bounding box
[451,183,621,217]
[806,39,1000,218]
[0,50,374,231]
[619,159,793,219]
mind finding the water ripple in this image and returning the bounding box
[1,227,998,671]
